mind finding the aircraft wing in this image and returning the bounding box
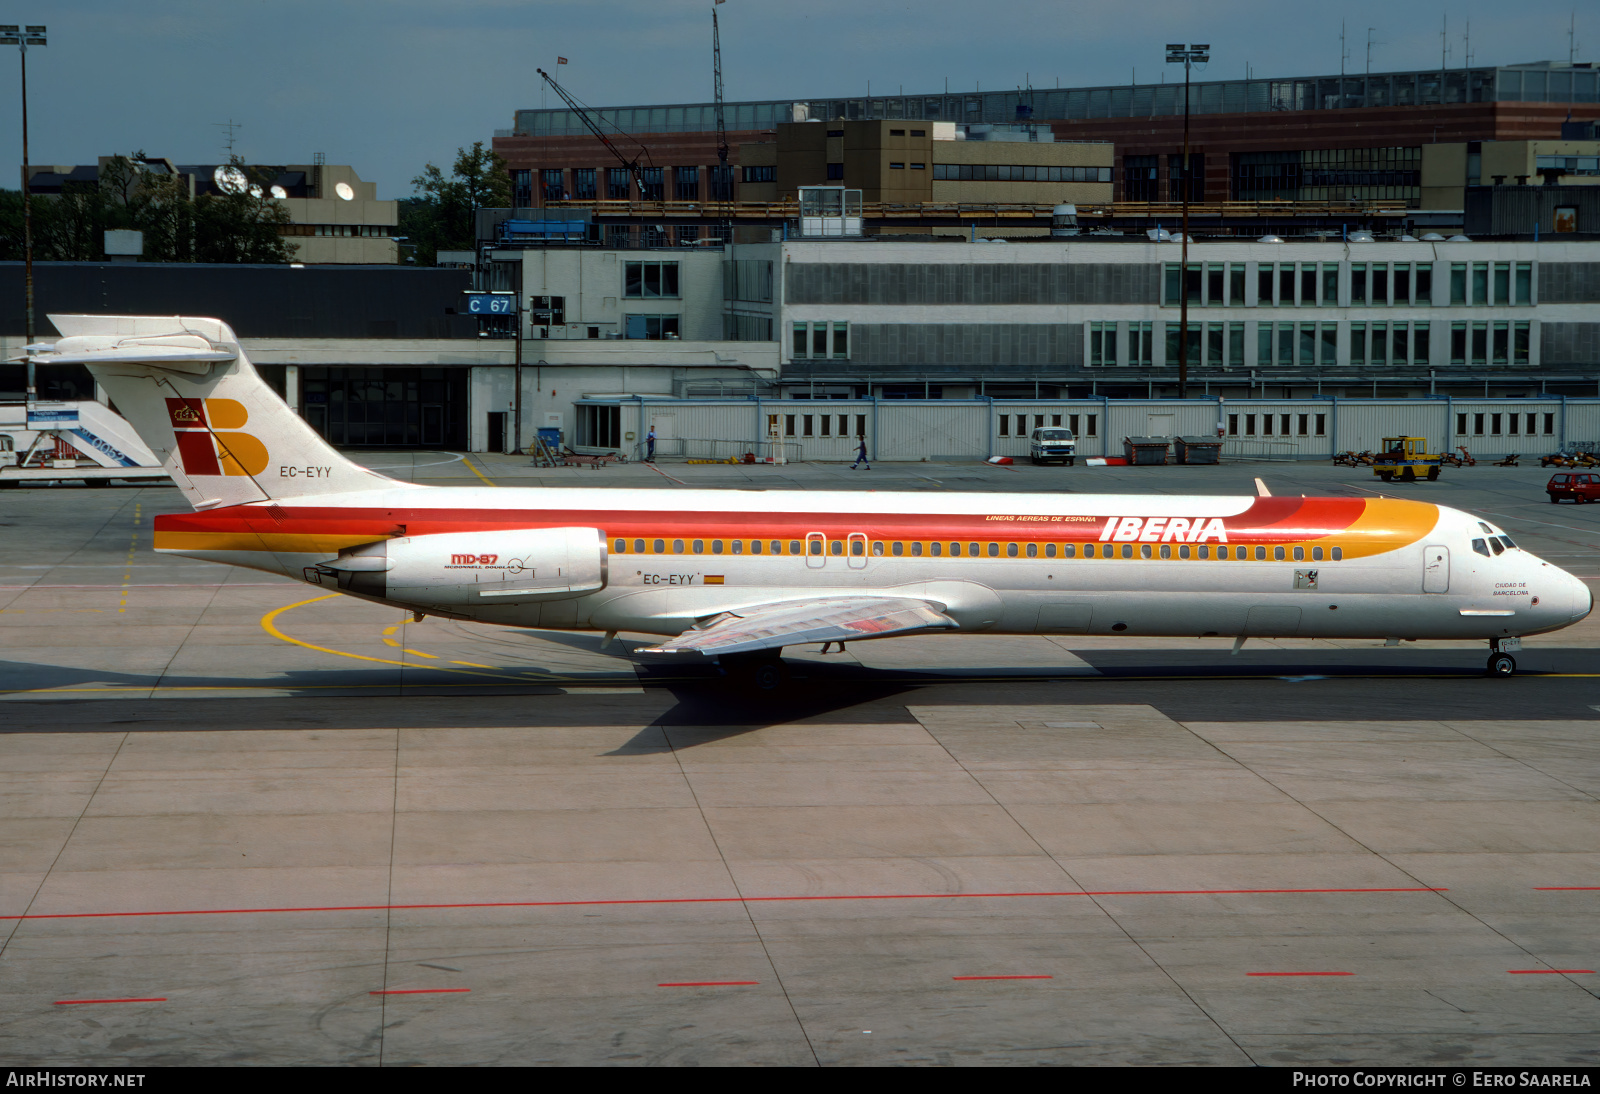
[637,595,958,656]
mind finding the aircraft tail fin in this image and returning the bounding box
[36,314,396,510]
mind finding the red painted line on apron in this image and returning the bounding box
[658,981,759,987]
[1247,972,1354,977]
[952,974,1053,981]
[0,887,1447,923]
[370,988,471,995]
[1533,886,1600,890]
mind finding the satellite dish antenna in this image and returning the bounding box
[248,184,263,198]
[213,165,247,194]
[270,185,287,199]
[335,181,355,200]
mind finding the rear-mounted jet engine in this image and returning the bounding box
[308,527,607,605]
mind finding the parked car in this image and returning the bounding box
[1029,427,1076,466]
[1547,472,1600,503]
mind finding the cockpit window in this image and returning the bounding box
[1478,522,1495,534]
[1472,538,1491,557]
[1498,535,1516,550]
[1489,538,1505,555]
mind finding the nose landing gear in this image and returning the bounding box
[1486,637,1520,677]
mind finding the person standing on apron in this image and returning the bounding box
[646,425,656,463]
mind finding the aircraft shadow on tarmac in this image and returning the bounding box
[2,644,1594,747]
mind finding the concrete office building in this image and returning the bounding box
[468,220,1600,402]
[1422,139,1600,209]
[497,60,1600,215]
[731,238,1600,400]
[735,120,1112,211]
[24,159,398,264]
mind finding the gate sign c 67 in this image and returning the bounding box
[465,292,515,315]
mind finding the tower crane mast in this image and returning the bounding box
[712,7,729,178]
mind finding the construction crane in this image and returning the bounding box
[535,67,651,192]
[712,6,729,190]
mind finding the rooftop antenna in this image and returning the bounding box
[1463,21,1473,69]
[1366,28,1380,75]
[1441,14,1450,70]
[1340,21,1349,76]
[1569,11,1580,64]
[214,118,241,157]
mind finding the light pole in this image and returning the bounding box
[1,24,46,402]
[1166,42,1207,400]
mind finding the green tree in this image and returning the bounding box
[400,142,510,264]
[42,179,109,261]
[134,170,196,263]
[0,154,293,264]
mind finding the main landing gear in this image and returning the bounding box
[719,650,791,693]
[1486,639,1518,677]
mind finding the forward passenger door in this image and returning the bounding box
[1423,545,1450,593]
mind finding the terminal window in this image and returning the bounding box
[541,169,564,201]
[607,167,630,200]
[791,321,849,360]
[624,314,680,339]
[625,261,680,298]
[674,166,699,201]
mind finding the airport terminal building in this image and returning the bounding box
[3,229,1598,455]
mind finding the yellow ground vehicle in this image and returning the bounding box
[1372,436,1443,482]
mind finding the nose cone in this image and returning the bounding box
[1570,572,1595,625]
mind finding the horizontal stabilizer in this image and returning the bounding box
[639,595,958,656]
[30,334,236,375]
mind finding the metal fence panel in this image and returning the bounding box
[1448,401,1563,458]
[989,402,1109,458]
[578,397,1600,464]
[1105,402,1220,451]
[1333,401,1452,456]
[1561,400,1600,451]
[875,401,990,462]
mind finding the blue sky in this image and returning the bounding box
[1,0,1587,200]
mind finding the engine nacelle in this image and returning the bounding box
[311,527,607,606]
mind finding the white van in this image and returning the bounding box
[1029,426,1076,466]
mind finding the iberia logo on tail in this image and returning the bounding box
[165,398,269,477]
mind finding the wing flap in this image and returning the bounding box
[639,596,958,656]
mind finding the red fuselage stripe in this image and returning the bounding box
[156,496,1382,546]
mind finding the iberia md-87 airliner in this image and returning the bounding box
[34,314,1592,687]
